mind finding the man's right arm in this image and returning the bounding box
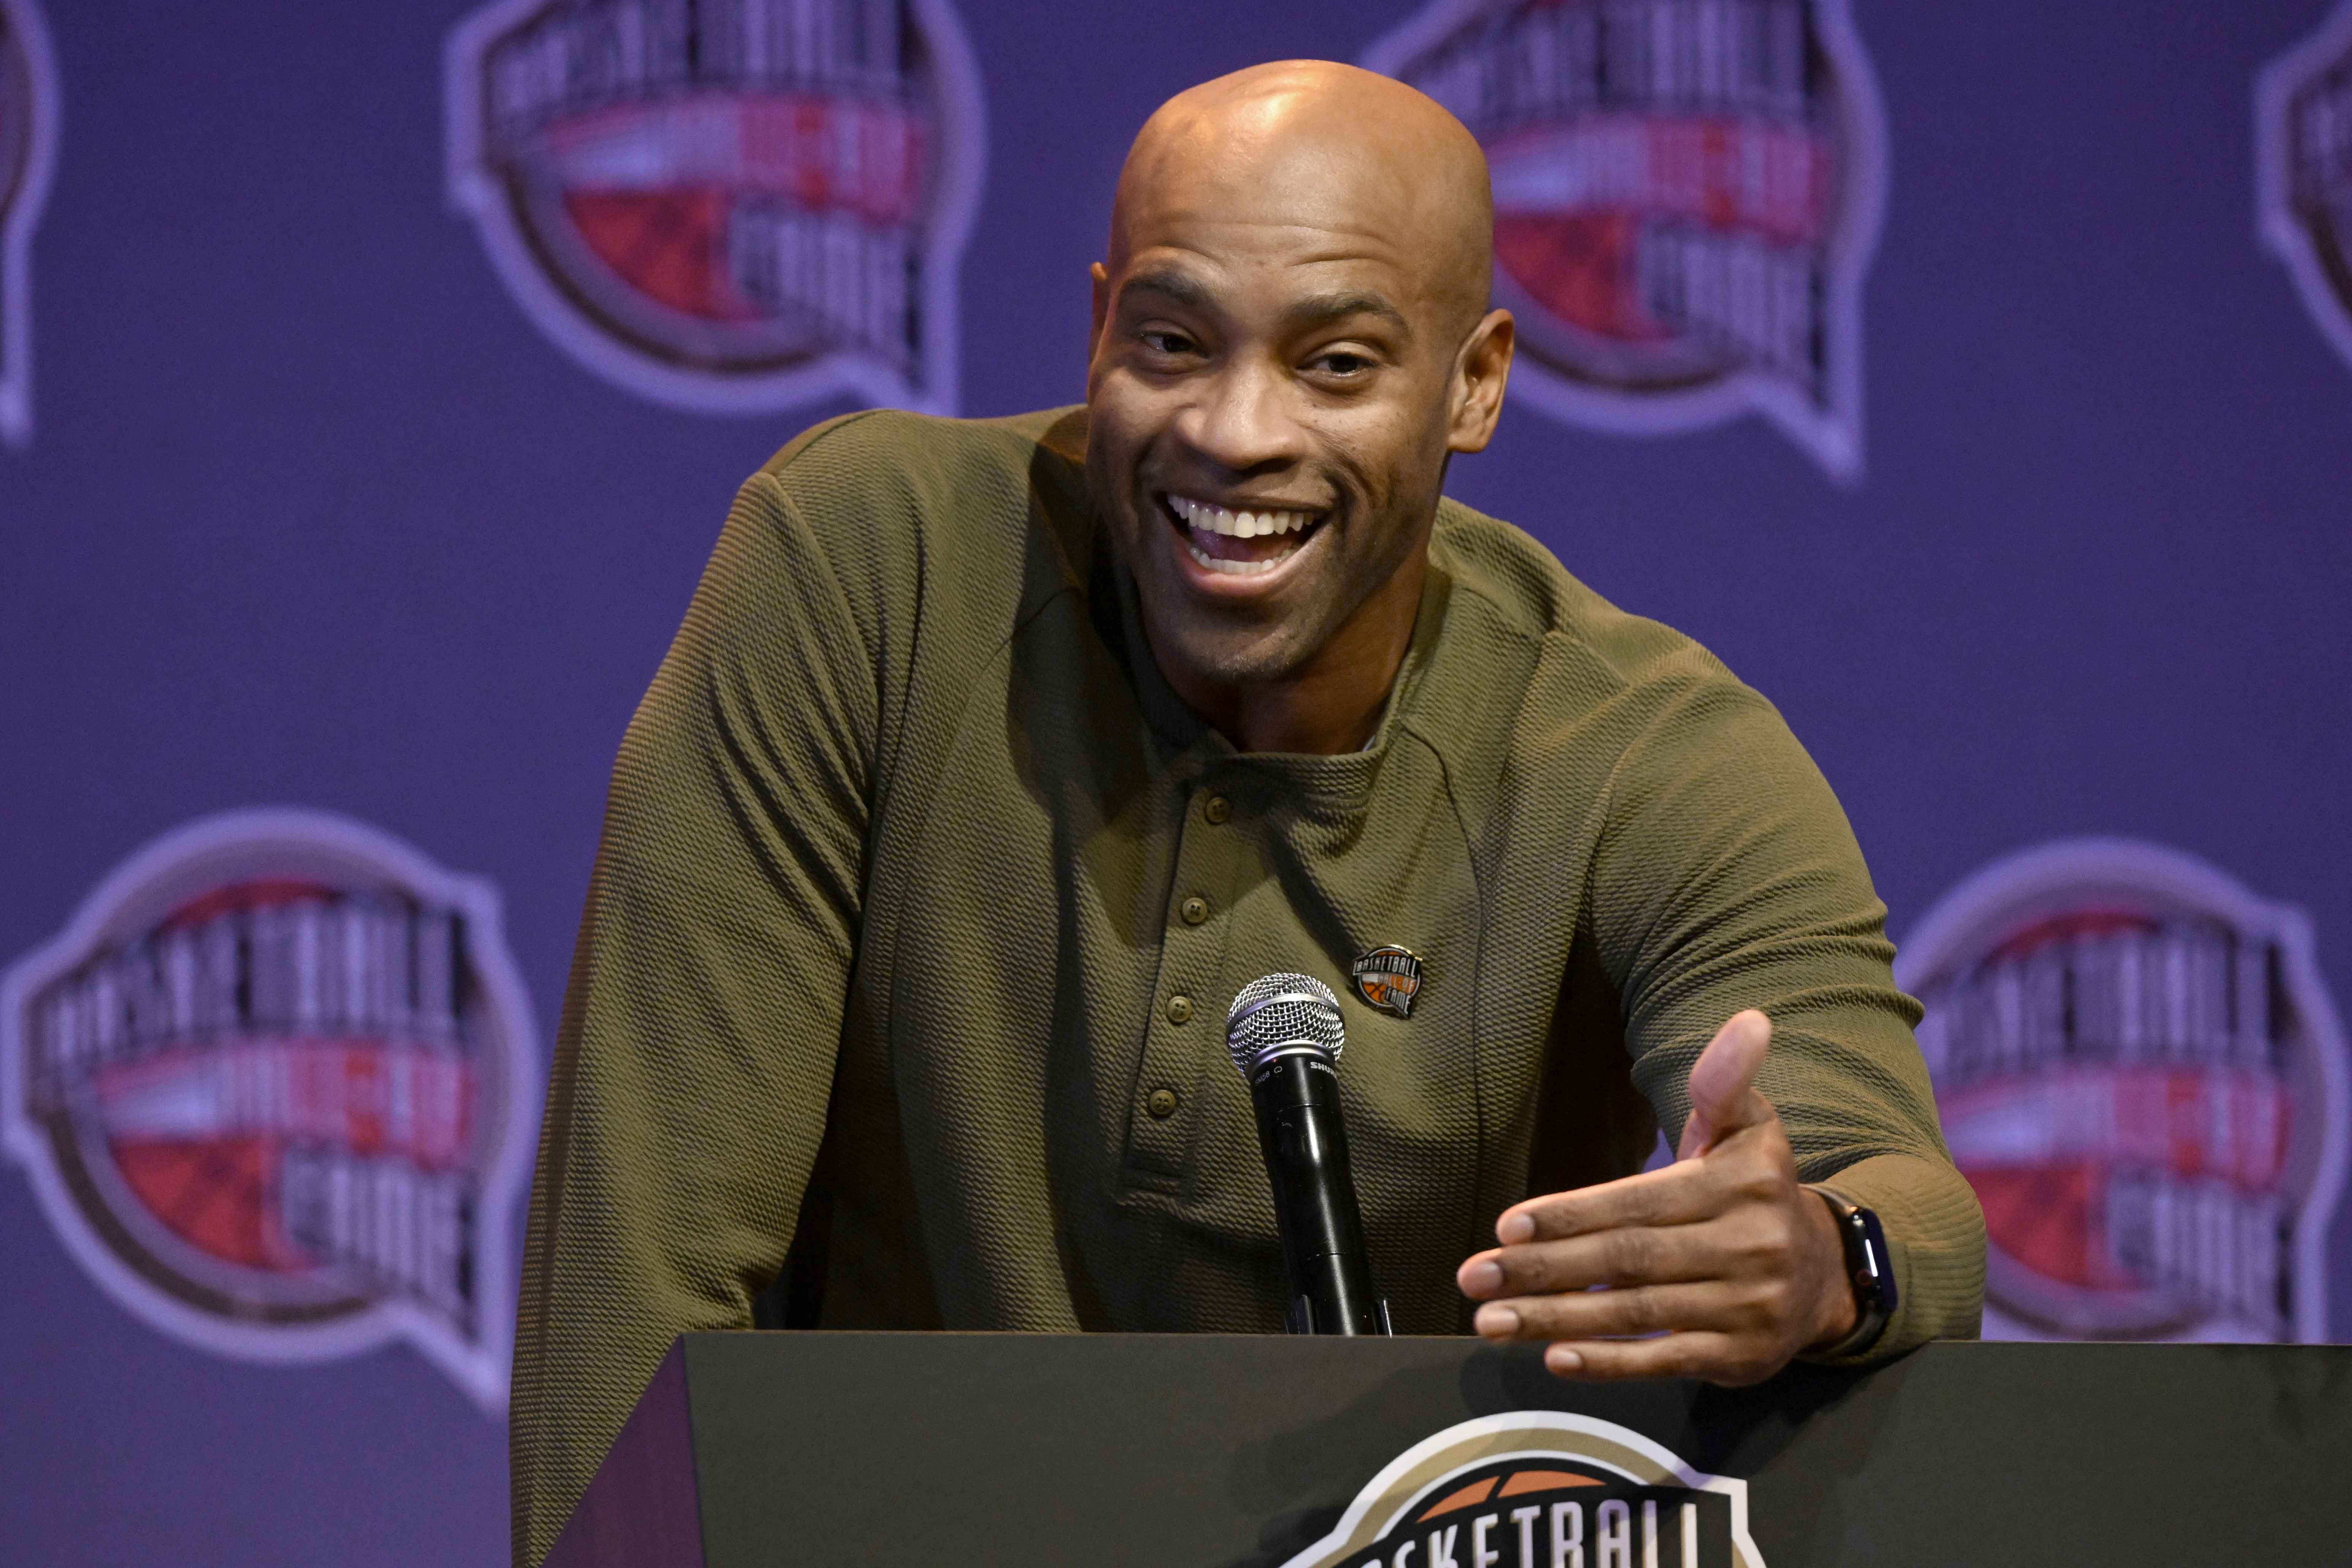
[509,467,880,1568]
[1458,664,1983,1381]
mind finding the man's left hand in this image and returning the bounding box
[1454,1008,1857,1385]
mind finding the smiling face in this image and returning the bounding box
[1084,63,1511,731]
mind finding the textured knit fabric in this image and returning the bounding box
[509,406,1986,1566]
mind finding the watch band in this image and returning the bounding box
[1811,1189,1898,1357]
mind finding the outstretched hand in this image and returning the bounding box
[1455,1010,1857,1384]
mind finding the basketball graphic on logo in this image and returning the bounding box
[1364,0,1886,479]
[1276,1411,1766,1568]
[1353,946,1425,1019]
[0,810,539,1410]
[445,0,986,415]
[1898,839,2347,1343]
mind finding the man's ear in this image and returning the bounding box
[1088,262,1113,361]
[1445,308,1515,454]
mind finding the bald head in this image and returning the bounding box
[1083,62,1514,748]
[1108,61,1495,339]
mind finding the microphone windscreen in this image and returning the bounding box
[1225,973,1346,1076]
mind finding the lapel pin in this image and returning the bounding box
[1351,946,1424,1018]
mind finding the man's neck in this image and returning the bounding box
[1148,555,1426,755]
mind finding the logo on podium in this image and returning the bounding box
[0,0,58,447]
[0,809,540,1412]
[444,0,986,416]
[1363,0,1886,481]
[1280,1410,1763,1568]
[1899,839,2348,1344]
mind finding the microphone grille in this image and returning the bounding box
[1225,972,1346,1075]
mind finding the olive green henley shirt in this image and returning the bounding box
[510,406,1985,1566]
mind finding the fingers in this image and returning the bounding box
[1469,1283,1702,1344]
[1468,1280,1807,1388]
[1462,1155,1809,1303]
[1677,1008,1773,1160]
[1471,1277,1776,1342]
[1461,1206,1764,1301]
[1495,1164,1692,1247]
[1538,1332,1785,1388]
[1492,1116,1787,1248]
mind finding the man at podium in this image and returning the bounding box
[508,60,1986,1568]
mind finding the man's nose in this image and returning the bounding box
[1174,356,1306,474]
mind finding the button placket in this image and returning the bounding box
[1122,782,1242,1189]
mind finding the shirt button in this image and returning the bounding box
[1147,1087,1180,1119]
[1179,895,1210,925]
[1165,994,1194,1024]
[1203,795,1231,825]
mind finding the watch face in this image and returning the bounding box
[1853,1207,1896,1309]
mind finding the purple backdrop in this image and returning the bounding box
[3,1,2349,1562]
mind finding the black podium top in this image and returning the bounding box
[547,1332,2352,1567]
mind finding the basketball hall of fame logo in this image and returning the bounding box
[444,0,986,416]
[0,0,59,448]
[1363,0,1886,482]
[1277,1411,1764,1568]
[2258,0,2352,377]
[0,810,540,1412]
[1897,839,2348,1344]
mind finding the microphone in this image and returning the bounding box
[1225,973,1391,1336]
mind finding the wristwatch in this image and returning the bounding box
[1811,1189,1898,1357]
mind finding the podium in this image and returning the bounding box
[546,1333,2352,1566]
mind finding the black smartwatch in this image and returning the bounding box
[1811,1189,1898,1356]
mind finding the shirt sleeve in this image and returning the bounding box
[1590,674,1986,1359]
[508,468,878,1567]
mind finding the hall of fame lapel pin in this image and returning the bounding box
[1351,946,1424,1018]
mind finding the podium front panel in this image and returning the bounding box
[551,1334,2352,1566]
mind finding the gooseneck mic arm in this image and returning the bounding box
[1226,974,1392,1336]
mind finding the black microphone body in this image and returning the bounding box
[1248,1048,1386,1334]
[1227,974,1391,1337]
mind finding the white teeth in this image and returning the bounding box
[1168,495,1312,538]
[1185,541,1285,575]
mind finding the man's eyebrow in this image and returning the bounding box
[1118,272,1414,344]
[1119,267,1217,313]
[1279,289,1412,343]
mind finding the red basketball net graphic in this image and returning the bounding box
[2,811,536,1410]
[1364,0,1884,479]
[1901,841,2346,1343]
[447,0,984,415]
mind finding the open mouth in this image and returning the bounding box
[1161,493,1325,578]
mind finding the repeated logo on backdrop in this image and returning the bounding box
[1897,839,2347,1344]
[2257,0,2352,376]
[1277,1411,1764,1568]
[444,0,986,415]
[1364,0,1886,481]
[0,810,539,1411]
[0,0,58,448]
